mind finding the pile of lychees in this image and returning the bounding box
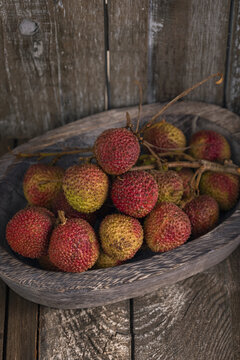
[5,74,240,273]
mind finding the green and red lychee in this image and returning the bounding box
[189,130,231,162]
[51,190,96,225]
[94,128,140,175]
[23,164,64,208]
[48,217,99,273]
[144,202,191,252]
[6,206,55,258]
[95,251,122,269]
[111,171,158,218]
[62,164,109,213]
[183,195,219,238]
[150,170,184,205]
[99,214,143,261]
[199,171,239,211]
[143,120,186,153]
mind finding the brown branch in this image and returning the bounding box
[140,72,223,133]
[142,140,163,169]
[13,148,93,159]
[131,159,240,177]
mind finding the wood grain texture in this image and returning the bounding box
[108,0,149,107]
[226,0,240,115]
[5,290,38,360]
[0,0,106,138]
[0,102,239,309]
[225,246,240,359]
[0,280,6,360]
[39,301,131,360]
[133,254,238,360]
[147,0,231,104]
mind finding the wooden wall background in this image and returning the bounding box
[0,0,239,145]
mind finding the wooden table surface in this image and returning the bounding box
[0,246,239,360]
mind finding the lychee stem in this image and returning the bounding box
[58,210,67,225]
[142,140,163,169]
[140,72,223,134]
[131,159,240,177]
[13,148,93,160]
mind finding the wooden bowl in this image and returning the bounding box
[0,101,239,309]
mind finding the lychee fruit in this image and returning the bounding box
[143,120,186,153]
[62,164,109,213]
[95,251,122,269]
[189,130,231,162]
[111,171,158,218]
[99,214,143,261]
[48,217,99,273]
[94,128,140,175]
[6,206,55,258]
[144,202,191,252]
[51,190,96,225]
[183,195,219,238]
[23,164,64,208]
[199,171,239,211]
[150,170,184,205]
[177,168,194,199]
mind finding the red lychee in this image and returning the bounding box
[48,218,99,273]
[199,171,239,211]
[183,195,219,238]
[189,130,231,162]
[94,128,140,175]
[23,164,64,208]
[6,206,55,258]
[144,202,191,252]
[111,171,158,218]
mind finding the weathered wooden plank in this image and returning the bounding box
[147,0,231,105]
[108,0,149,107]
[0,0,106,138]
[5,290,38,360]
[133,256,237,360]
[226,0,240,116]
[225,246,240,359]
[6,290,38,360]
[0,280,6,360]
[39,301,131,360]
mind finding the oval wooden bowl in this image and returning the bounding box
[0,101,239,309]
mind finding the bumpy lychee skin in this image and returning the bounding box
[177,168,194,199]
[143,120,186,153]
[189,130,231,162]
[63,164,109,213]
[100,214,143,261]
[144,203,191,252]
[95,251,122,269]
[150,170,183,205]
[23,164,64,208]
[94,128,140,175]
[6,206,54,258]
[51,191,96,225]
[199,171,239,211]
[111,171,158,218]
[183,195,219,238]
[48,218,99,273]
